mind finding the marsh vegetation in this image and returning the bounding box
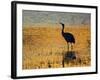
[22,24,91,69]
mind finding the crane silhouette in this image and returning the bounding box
[60,22,75,51]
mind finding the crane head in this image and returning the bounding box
[59,22,64,27]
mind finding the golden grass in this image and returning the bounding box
[22,24,91,69]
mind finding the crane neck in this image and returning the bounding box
[61,24,64,34]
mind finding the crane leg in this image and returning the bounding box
[71,43,73,51]
[67,43,69,51]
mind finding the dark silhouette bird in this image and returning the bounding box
[60,22,75,51]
